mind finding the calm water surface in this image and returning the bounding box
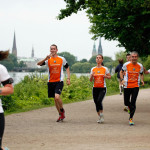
[9,72,90,85]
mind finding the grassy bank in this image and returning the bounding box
[1,73,150,115]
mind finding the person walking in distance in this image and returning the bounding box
[37,44,70,122]
[90,54,111,123]
[120,51,144,125]
[0,50,14,150]
[115,59,124,95]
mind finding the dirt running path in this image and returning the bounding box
[3,89,150,150]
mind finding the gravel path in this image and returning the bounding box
[3,88,150,150]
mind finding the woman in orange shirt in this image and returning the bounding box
[90,54,111,123]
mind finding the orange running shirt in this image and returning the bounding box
[90,66,109,88]
[122,62,143,88]
[45,56,67,82]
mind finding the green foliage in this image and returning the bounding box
[114,51,127,67]
[80,58,88,63]
[0,54,26,71]
[72,62,95,73]
[2,73,149,114]
[61,74,93,103]
[58,0,150,56]
[89,55,97,64]
[58,52,77,70]
[18,61,27,68]
[143,55,150,69]
[1,74,94,113]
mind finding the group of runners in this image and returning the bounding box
[0,45,150,149]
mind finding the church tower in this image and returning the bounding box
[31,46,34,58]
[98,37,103,55]
[92,42,97,56]
[12,31,17,57]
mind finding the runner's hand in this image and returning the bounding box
[45,54,51,60]
[66,78,70,85]
[103,75,107,78]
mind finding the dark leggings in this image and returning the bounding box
[0,113,5,150]
[93,87,106,112]
[124,87,139,119]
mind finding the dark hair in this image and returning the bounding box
[126,53,130,57]
[118,58,123,64]
[97,54,103,59]
[0,50,9,61]
[50,44,57,49]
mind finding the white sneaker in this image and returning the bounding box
[100,114,104,123]
[97,114,104,123]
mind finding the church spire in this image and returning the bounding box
[12,31,17,57]
[92,41,97,56]
[31,46,34,58]
[98,37,103,55]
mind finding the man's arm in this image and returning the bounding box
[103,73,111,79]
[120,70,125,85]
[37,55,50,66]
[140,73,144,86]
[0,84,14,96]
[65,67,70,85]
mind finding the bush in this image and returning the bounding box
[2,73,149,114]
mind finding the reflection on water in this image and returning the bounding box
[9,72,90,85]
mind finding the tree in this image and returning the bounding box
[0,54,27,71]
[58,0,150,56]
[143,56,150,69]
[18,61,27,68]
[72,62,95,73]
[58,52,77,70]
[1,54,18,71]
[80,58,88,63]
[89,55,97,64]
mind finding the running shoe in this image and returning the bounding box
[97,114,104,123]
[129,118,134,126]
[60,110,65,120]
[56,110,65,122]
[56,114,62,122]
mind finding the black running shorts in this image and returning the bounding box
[47,81,64,98]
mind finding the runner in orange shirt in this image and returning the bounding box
[120,51,144,125]
[37,44,70,122]
[90,54,111,123]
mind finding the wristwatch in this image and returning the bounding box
[0,90,2,94]
[121,79,124,81]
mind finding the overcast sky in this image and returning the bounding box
[0,0,125,60]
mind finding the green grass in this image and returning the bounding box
[2,73,150,115]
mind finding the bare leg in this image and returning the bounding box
[55,94,63,111]
[54,99,60,114]
[97,110,103,116]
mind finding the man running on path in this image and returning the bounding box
[120,51,144,125]
[37,44,70,122]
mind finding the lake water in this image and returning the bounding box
[9,72,90,85]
